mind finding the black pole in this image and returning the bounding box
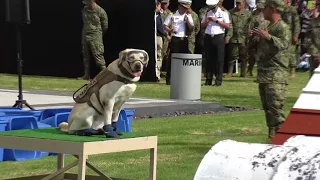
[12,23,34,110]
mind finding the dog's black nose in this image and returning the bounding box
[135,63,142,69]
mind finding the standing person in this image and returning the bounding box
[198,5,210,74]
[78,0,108,80]
[300,0,316,56]
[247,1,270,76]
[160,0,172,75]
[226,0,252,78]
[201,0,230,86]
[163,0,195,85]
[187,9,201,54]
[156,1,171,82]
[281,0,301,79]
[251,0,291,143]
[305,0,320,77]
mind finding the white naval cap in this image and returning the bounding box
[178,0,192,4]
[206,0,219,6]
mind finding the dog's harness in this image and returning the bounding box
[73,64,135,115]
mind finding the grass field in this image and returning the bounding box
[0,71,310,180]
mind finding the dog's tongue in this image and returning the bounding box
[135,72,142,77]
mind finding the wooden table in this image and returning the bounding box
[0,129,158,180]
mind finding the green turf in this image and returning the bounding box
[0,71,310,180]
[0,128,153,142]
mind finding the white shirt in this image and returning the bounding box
[201,7,230,35]
[164,10,194,38]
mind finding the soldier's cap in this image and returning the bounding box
[178,0,192,8]
[160,0,169,3]
[264,0,285,11]
[82,0,95,4]
[206,0,219,6]
[236,0,242,3]
[256,2,265,9]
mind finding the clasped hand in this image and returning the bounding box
[206,17,218,23]
[249,28,270,40]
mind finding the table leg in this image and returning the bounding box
[78,155,87,180]
[56,153,65,180]
[149,147,157,180]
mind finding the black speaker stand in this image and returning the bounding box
[12,23,34,110]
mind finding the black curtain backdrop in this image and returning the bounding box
[0,0,234,82]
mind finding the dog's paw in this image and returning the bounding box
[75,129,93,136]
[103,125,120,139]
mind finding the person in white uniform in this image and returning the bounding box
[163,0,194,85]
[201,0,230,86]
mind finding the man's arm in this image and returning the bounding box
[157,15,167,37]
[266,23,291,51]
[292,8,301,40]
[185,14,194,30]
[225,12,232,42]
[100,10,108,34]
[163,14,172,32]
[217,11,230,29]
[193,12,201,35]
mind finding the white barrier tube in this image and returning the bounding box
[193,140,296,180]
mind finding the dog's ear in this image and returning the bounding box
[118,49,130,64]
[142,50,149,67]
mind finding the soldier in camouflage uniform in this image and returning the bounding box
[160,0,172,74]
[78,0,108,80]
[281,0,300,80]
[252,0,291,143]
[246,1,270,76]
[198,5,210,74]
[225,0,252,78]
[187,9,201,53]
[305,1,320,78]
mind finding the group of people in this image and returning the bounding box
[156,0,320,142]
[76,0,320,142]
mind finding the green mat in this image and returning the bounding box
[0,128,154,142]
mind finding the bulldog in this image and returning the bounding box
[58,48,149,138]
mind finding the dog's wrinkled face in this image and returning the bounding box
[119,49,149,77]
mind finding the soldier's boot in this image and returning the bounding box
[204,73,213,86]
[240,59,247,77]
[266,128,278,144]
[77,70,90,80]
[290,67,296,80]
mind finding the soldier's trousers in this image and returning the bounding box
[228,42,248,76]
[204,34,225,85]
[309,56,320,78]
[247,49,257,73]
[288,44,297,73]
[162,38,170,71]
[259,83,287,131]
[82,37,106,75]
[156,36,163,80]
[166,36,188,82]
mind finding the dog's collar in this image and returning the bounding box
[118,63,138,79]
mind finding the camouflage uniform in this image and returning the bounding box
[80,0,108,80]
[226,0,252,77]
[305,13,320,78]
[187,10,201,53]
[256,0,291,142]
[161,9,173,71]
[198,6,210,73]
[281,4,301,77]
[247,2,270,76]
